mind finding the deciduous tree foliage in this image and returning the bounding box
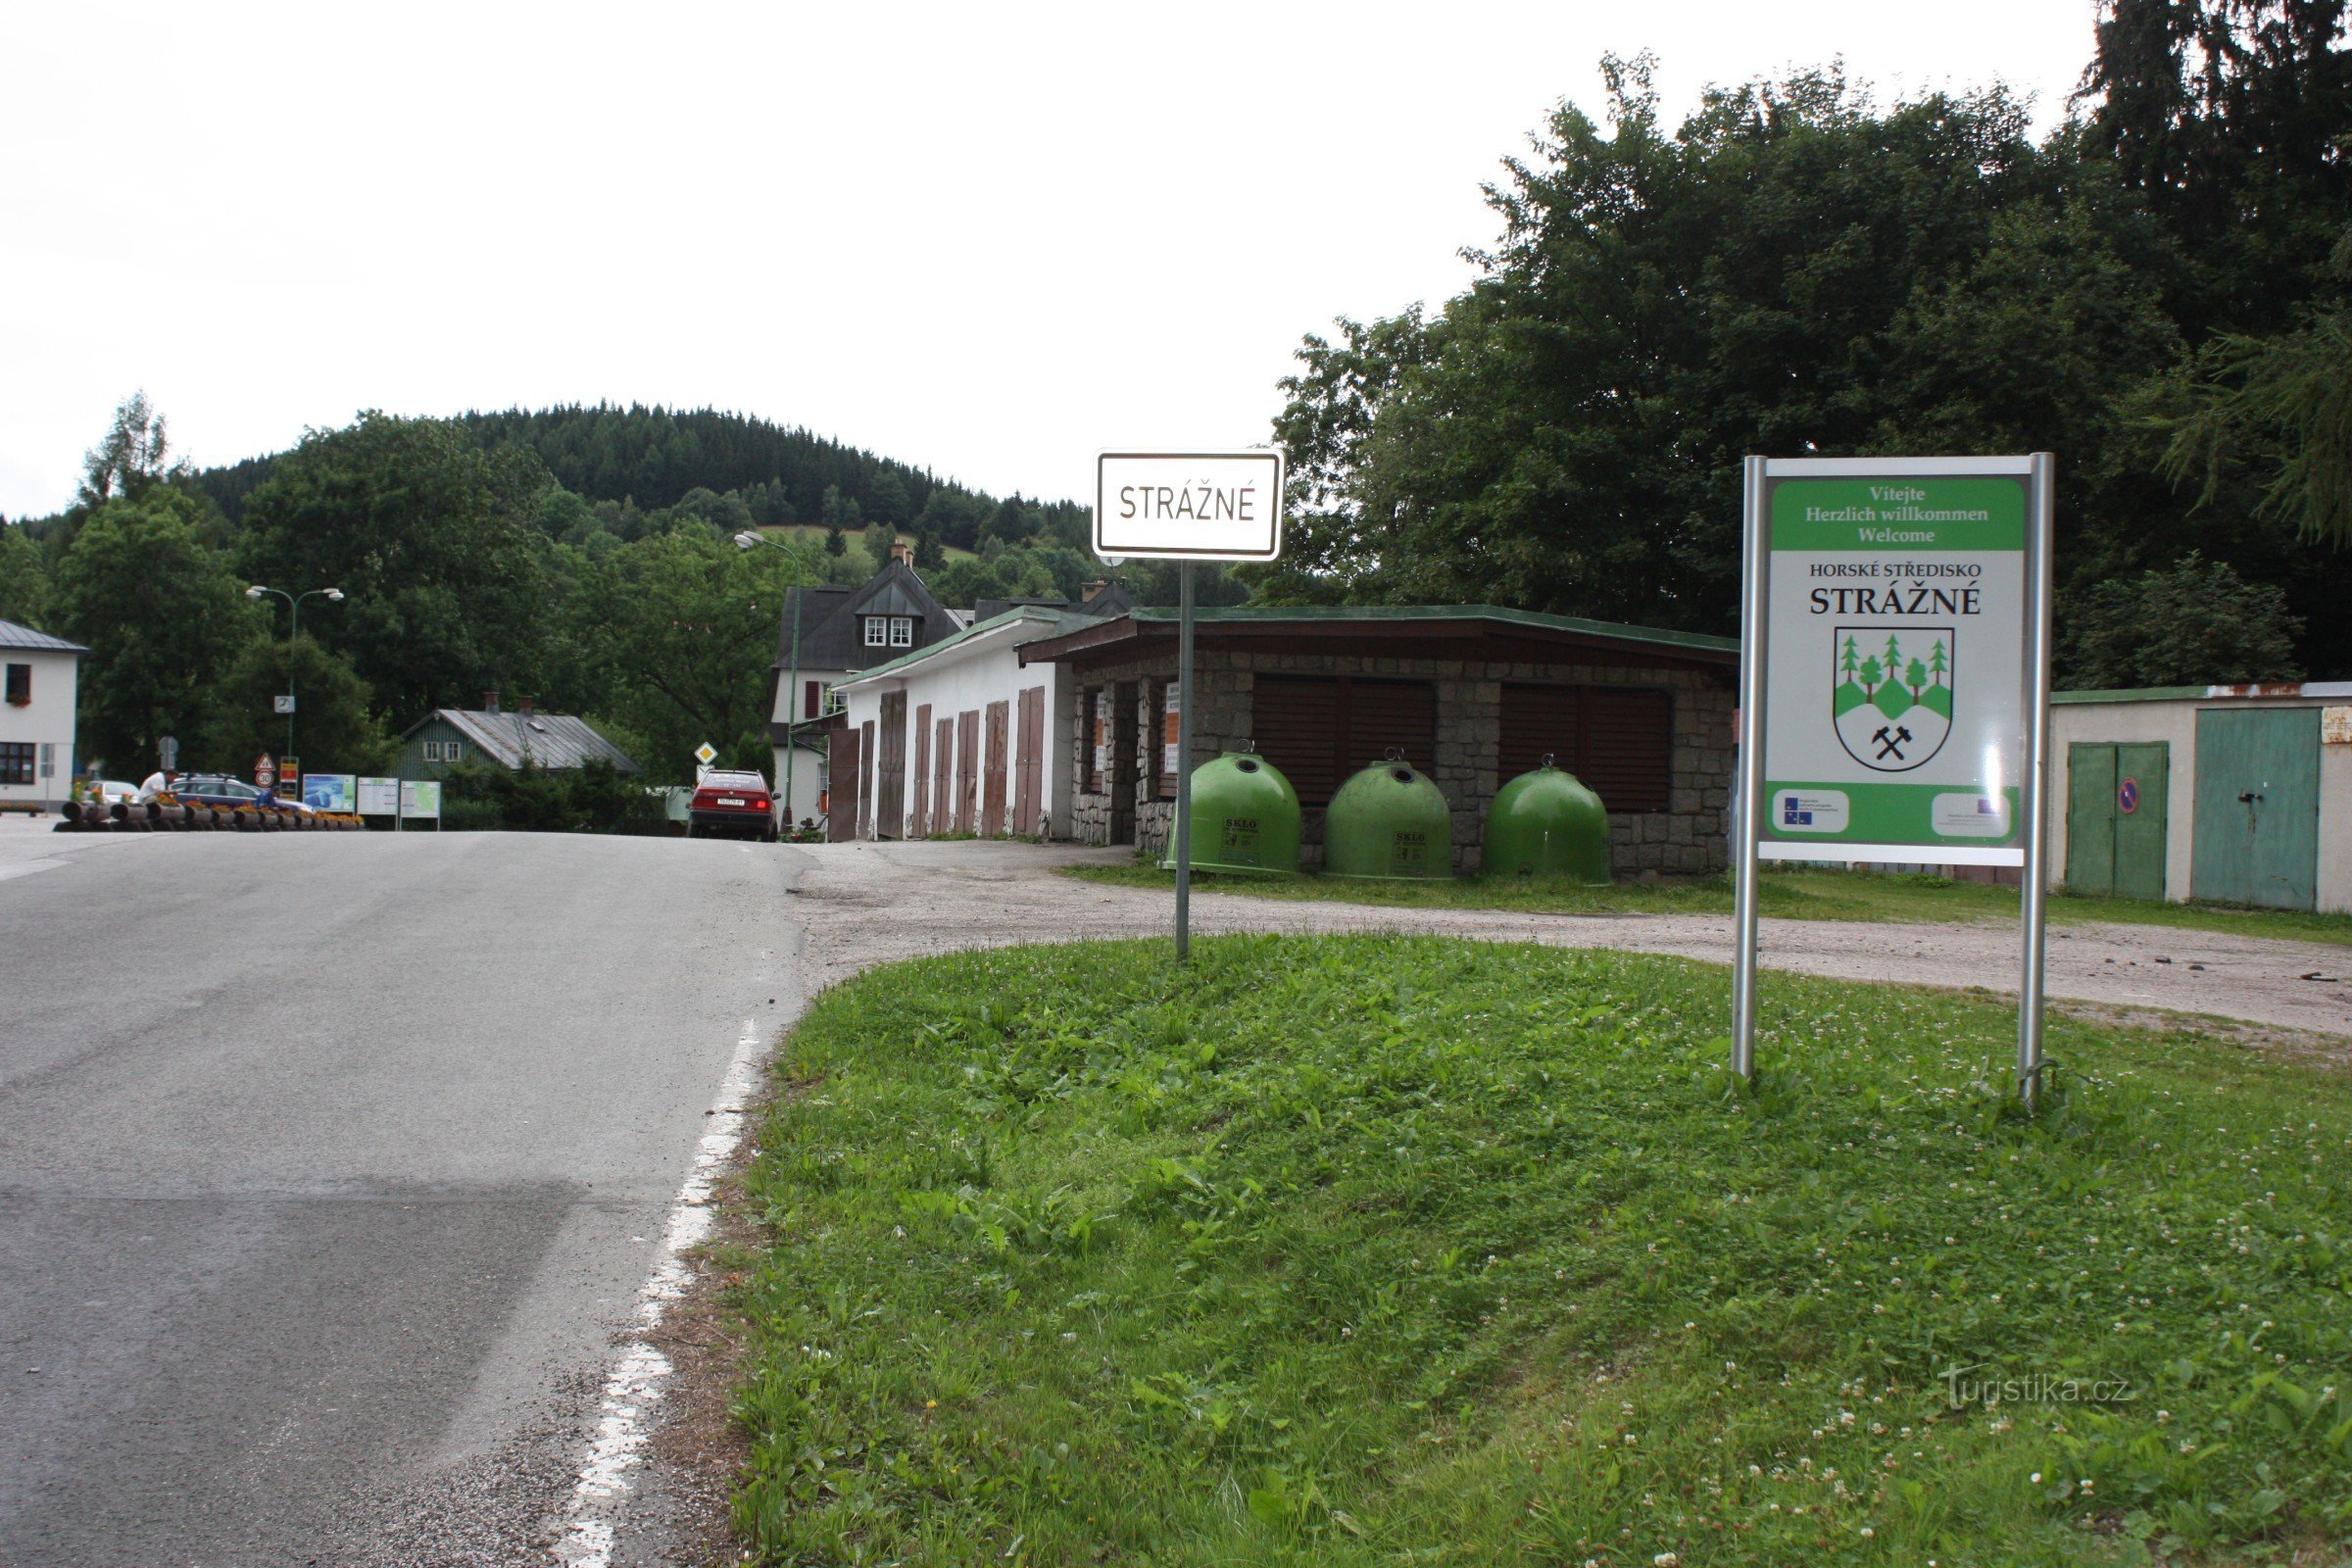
[205,633,394,775]
[573,527,795,782]
[236,413,555,725]
[0,523,46,628]
[47,488,257,772]
[2055,551,2304,685]
[1265,13,2352,682]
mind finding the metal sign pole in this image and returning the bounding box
[2017,452,2057,1105]
[1731,455,1770,1080]
[1173,560,1197,961]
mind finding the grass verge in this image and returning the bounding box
[730,936,2352,1565]
[1060,861,2352,947]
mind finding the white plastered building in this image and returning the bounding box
[0,619,87,810]
[830,607,1088,841]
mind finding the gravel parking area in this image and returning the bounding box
[790,839,2352,1046]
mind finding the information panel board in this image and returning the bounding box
[1755,458,2041,866]
[302,773,357,812]
[357,776,400,815]
[1732,452,2056,1103]
[400,779,441,820]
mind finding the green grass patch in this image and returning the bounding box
[1060,861,2352,947]
[730,936,2352,1565]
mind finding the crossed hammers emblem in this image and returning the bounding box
[1872,724,1913,761]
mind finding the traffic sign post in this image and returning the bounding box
[1095,451,1284,961]
[1733,455,2055,1102]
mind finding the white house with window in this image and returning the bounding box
[0,618,87,811]
[763,549,959,802]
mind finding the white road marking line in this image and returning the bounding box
[552,1017,765,1567]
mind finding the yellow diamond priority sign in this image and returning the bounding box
[694,741,717,767]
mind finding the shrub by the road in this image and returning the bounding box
[434,758,667,834]
[731,936,2352,1565]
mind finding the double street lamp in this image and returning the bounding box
[246,584,343,763]
[734,530,813,833]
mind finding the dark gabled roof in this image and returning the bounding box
[1081,581,1139,617]
[771,560,959,672]
[0,618,88,653]
[970,582,1137,623]
[1016,604,1740,671]
[771,584,856,667]
[402,709,643,773]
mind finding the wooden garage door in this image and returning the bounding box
[857,718,876,838]
[1499,684,1673,812]
[1251,675,1438,807]
[911,703,933,836]
[956,710,979,832]
[826,726,860,843]
[876,692,906,839]
[983,700,1010,837]
[933,715,955,838]
[1014,685,1045,836]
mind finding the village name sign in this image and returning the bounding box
[1095,450,1286,959]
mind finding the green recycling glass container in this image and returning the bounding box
[1482,761,1611,883]
[1323,757,1452,879]
[1162,752,1300,874]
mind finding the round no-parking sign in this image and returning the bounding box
[2118,777,2139,814]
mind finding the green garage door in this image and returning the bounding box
[2191,708,2320,910]
[2066,742,2170,901]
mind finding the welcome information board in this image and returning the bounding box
[1733,453,2056,1099]
[1755,457,2044,865]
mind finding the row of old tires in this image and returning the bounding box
[1165,750,1612,882]
[54,799,368,833]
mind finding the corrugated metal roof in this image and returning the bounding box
[0,618,88,653]
[2054,681,2352,704]
[405,709,643,772]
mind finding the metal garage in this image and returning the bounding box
[2049,683,2352,912]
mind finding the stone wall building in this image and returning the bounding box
[1017,606,1738,875]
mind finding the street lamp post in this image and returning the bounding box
[735,531,812,835]
[246,584,344,768]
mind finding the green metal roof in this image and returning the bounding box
[1124,603,1739,654]
[2051,685,2211,705]
[834,605,1082,686]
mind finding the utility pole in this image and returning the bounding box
[736,532,814,834]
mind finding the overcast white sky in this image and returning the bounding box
[0,2,2100,519]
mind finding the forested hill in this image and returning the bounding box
[195,403,1082,546]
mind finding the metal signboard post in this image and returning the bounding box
[400,778,442,828]
[1095,451,1284,961]
[357,776,400,818]
[1732,454,2055,1103]
[303,772,357,812]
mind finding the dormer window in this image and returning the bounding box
[864,614,915,650]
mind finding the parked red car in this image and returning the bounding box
[687,769,776,841]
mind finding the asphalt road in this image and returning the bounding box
[0,823,804,1566]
